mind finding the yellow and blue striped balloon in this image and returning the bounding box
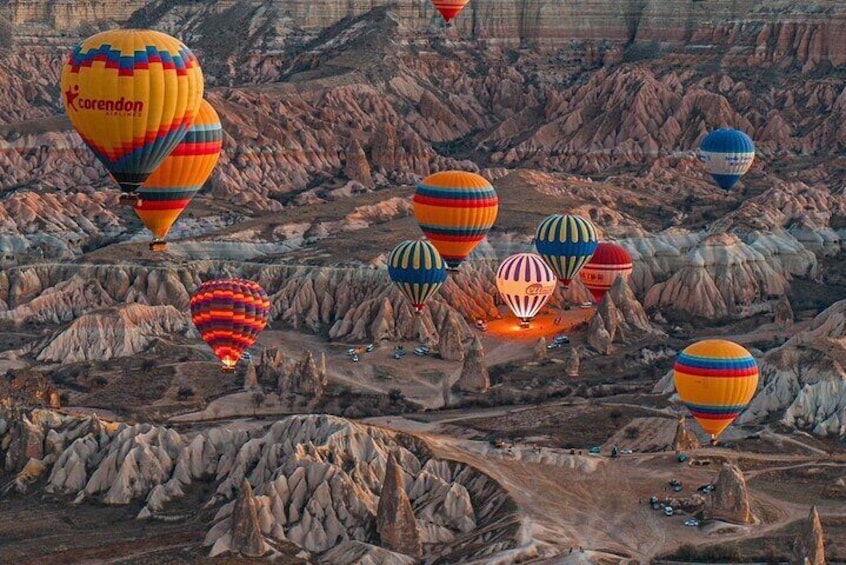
[388,239,447,313]
[699,128,755,190]
[673,340,759,443]
[534,214,598,289]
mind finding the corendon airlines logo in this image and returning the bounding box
[64,85,144,116]
[525,283,554,296]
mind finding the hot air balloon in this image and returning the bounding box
[534,214,598,289]
[673,340,759,444]
[496,253,556,328]
[413,171,499,271]
[388,239,447,313]
[61,29,204,199]
[190,278,270,371]
[134,99,223,251]
[431,0,470,25]
[699,128,755,190]
[578,242,633,304]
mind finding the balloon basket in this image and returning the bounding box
[119,192,139,206]
[150,241,168,252]
[221,365,237,373]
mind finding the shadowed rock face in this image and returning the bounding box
[709,463,754,524]
[793,505,826,565]
[456,337,490,393]
[672,417,699,453]
[376,451,423,557]
[229,479,270,558]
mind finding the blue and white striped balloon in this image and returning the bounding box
[699,128,755,190]
[496,253,556,327]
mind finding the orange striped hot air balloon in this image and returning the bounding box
[413,171,499,271]
[61,29,204,199]
[673,340,759,444]
[431,0,470,25]
[134,99,223,251]
[190,279,271,371]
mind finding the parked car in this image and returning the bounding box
[553,335,570,345]
[663,506,674,517]
[240,352,252,362]
[620,448,633,455]
[351,354,360,362]
[366,343,375,353]
[678,453,689,463]
[393,347,407,360]
[697,484,715,494]
[683,518,700,527]
[546,343,560,350]
[413,347,427,357]
[579,302,593,309]
[588,446,601,455]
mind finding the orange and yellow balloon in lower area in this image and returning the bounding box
[413,171,499,271]
[431,0,470,25]
[134,99,223,251]
[673,340,759,444]
[61,29,204,196]
[190,278,271,372]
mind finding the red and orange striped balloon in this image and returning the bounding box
[190,278,271,371]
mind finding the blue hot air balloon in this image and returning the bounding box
[388,239,447,313]
[699,128,755,190]
[534,214,599,290]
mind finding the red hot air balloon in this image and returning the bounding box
[578,242,633,304]
[431,0,470,25]
[190,278,271,371]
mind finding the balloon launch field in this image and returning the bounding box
[484,309,594,341]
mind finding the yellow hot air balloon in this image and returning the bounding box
[61,29,204,199]
[673,340,759,444]
[134,99,223,251]
[413,171,499,271]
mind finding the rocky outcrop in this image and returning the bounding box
[33,304,189,363]
[225,479,270,558]
[376,452,422,558]
[708,463,754,524]
[793,506,826,565]
[588,278,659,354]
[6,410,514,561]
[588,296,619,354]
[565,348,580,378]
[534,338,548,361]
[243,361,259,392]
[455,337,490,393]
[672,417,699,453]
[774,294,795,329]
[281,351,324,399]
[740,300,846,438]
[439,310,466,362]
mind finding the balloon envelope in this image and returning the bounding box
[534,214,598,288]
[496,253,556,326]
[699,128,755,190]
[579,242,633,303]
[673,339,759,441]
[388,239,447,312]
[413,171,499,270]
[61,29,204,194]
[134,99,222,247]
[190,278,270,370]
[431,0,470,24]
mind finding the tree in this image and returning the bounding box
[388,388,405,405]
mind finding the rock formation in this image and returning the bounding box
[792,506,826,565]
[243,361,259,392]
[708,463,755,524]
[455,337,490,393]
[588,297,618,354]
[227,479,270,557]
[774,294,795,329]
[439,310,465,362]
[740,300,846,438]
[534,337,548,361]
[260,348,287,388]
[672,417,699,453]
[565,348,580,378]
[280,351,324,400]
[376,451,422,558]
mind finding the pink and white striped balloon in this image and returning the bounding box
[496,253,557,327]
